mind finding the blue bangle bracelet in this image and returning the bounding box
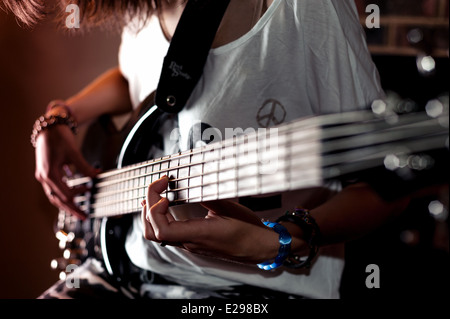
[257,221,292,270]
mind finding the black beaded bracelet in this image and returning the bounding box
[276,208,321,269]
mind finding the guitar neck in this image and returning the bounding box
[69,109,448,219]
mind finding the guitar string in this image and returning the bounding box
[65,111,446,216]
[86,131,447,218]
[86,132,446,218]
[89,114,444,197]
[78,123,447,208]
[69,110,439,191]
[78,116,446,216]
[67,110,387,188]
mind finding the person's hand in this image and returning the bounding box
[34,122,98,220]
[141,176,280,264]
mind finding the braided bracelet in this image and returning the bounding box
[257,221,292,271]
[30,103,78,148]
[276,208,321,269]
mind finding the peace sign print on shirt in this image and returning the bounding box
[256,99,286,128]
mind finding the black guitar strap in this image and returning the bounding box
[155,0,231,114]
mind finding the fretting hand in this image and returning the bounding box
[141,176,281,264]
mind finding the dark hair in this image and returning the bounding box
[1,0,155,29]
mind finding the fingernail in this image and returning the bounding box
[141,200,146,207]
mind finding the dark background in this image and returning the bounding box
[339,55,449,299]
[0,8,120,298]
[0,3,448,299]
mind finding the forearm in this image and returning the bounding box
[277,183,410,259]
[310,183,410,246]
[61,67,133,125]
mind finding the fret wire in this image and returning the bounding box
[201,148,205,202]
[218,138,224,200]
[175,152,181,202]
[285,121,292,191]
[165,154,171,200]
[187,150,191,203]
[158,156,163,179]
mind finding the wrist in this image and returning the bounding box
[276,208,321,269]
[30,101,78,148]
[257,221,292,270]
[280,221,309,256]
[46,100,77,121]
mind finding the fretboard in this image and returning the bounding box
[68,109,448,219]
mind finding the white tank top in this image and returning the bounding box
[119,0,384,298]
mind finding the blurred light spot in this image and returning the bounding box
[407,28,423,44]
[50,259,58,270]
[55,230,68,241]
[425,99,444,118]
[371,99,387,115]
[63,249,71,260]
[59,271,67,281]
[407,154,434,170]
[384,154,400,170]
[428,200,448,221]
[417,55,436,74]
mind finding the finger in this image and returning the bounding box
[148,197,174,241]
[45,188,87,220]
[42,178,87,220]
[201,200,263,225]
[148,197,205,243]
[49,165,92,201]
[146,175,169,205]
[42,183,58,205]
[60,200,88,220]
[141,202,157,241]
[46,173,75,204]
